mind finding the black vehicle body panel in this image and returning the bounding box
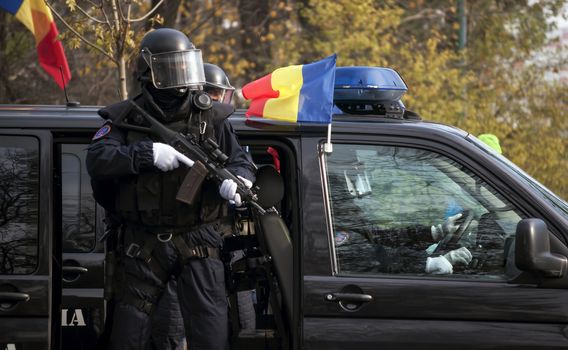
[0,105,567,349]
[303,317,568,350]
[300,128,568,349]
[56,137,106,348]
[0,129,53,349]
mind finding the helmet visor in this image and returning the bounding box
[143,49,206,89]
[222,89,234,104]
[205,86,235,104]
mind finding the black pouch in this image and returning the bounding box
[116,178,139,222]
[137,173,161,225]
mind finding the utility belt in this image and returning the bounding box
[124,217,234,237]
[115,218,233,315]
[124,218,234,265]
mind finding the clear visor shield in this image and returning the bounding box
[206,87,235,104]
[142,49,206,89]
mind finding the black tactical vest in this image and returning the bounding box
[111,96,225,230]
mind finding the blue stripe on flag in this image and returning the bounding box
[297,54,336,123]
[0,0,24,15]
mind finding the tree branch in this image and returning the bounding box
[117,0,126,22]
[401,8,447,23]
[257,0,280,29]
[84,0,100,8]
[99,1,114,34]
[119,3,132,58]
[74,3,106,24]
[127,0,165,23]
[45,1,117,63]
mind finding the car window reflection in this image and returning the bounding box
[0,136,39,274]
[326,144,524,280]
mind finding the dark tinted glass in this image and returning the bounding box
[62,145,96,253]
[326,144,524,280]
[0,136,39,274]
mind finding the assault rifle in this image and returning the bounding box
[114,100,265,215]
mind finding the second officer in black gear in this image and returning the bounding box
[86,28,256,350]
[203,63,235,104]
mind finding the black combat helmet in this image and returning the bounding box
[137,28,205,90]
[204,63,235,104]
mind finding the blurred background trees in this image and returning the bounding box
[0,0,566,198]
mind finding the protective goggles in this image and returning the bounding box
[141,48,206,90]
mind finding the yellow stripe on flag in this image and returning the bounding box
[15,0,54,43]
[264,64,303,122]
[14,1,34,33]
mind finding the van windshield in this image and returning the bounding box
[466,135,568,220]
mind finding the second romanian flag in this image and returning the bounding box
[242,54,336,124]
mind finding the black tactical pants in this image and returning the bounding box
[150,279,184,350]
[109,225,229,350]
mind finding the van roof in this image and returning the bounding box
[0,104,468,139]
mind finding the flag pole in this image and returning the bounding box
[323,123,333,153]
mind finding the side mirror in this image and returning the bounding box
[515,219,568,278]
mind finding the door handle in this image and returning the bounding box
[0,292,30,303]
[62,266,88,274]
[62,265,88,282]
[325,292,373,303]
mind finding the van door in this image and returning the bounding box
[0,130,54,350]
[302,135,568,350]
[57,143,105,350]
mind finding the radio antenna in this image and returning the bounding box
[59,66,80,107]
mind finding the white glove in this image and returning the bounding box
[425,256,454,274]
[219,176,253,206]
[443,246,473,266]
[425,247,472,274]
[431,212,463,241]
[152,143,194,172]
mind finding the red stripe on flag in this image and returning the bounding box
[245,98,269,117]
[37,22,71,89]
[242,73,279,100]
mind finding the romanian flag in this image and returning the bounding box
[0,0,71,89]
[242,55,336,123]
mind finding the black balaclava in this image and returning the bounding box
[142,83,192,123]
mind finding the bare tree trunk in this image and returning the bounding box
[118,56,128,100]
[110,0,128,99]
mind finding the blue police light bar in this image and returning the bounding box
[334,66,408,103]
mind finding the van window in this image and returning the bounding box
[0,136,39,274]
[62,145,96,253]
[325,144,524,280]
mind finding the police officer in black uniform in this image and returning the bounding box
[87,28,255,350]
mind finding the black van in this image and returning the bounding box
[1,68,568,350]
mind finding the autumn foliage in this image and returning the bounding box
[0,0,566,198]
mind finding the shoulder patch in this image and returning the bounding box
[93,124,112,140]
